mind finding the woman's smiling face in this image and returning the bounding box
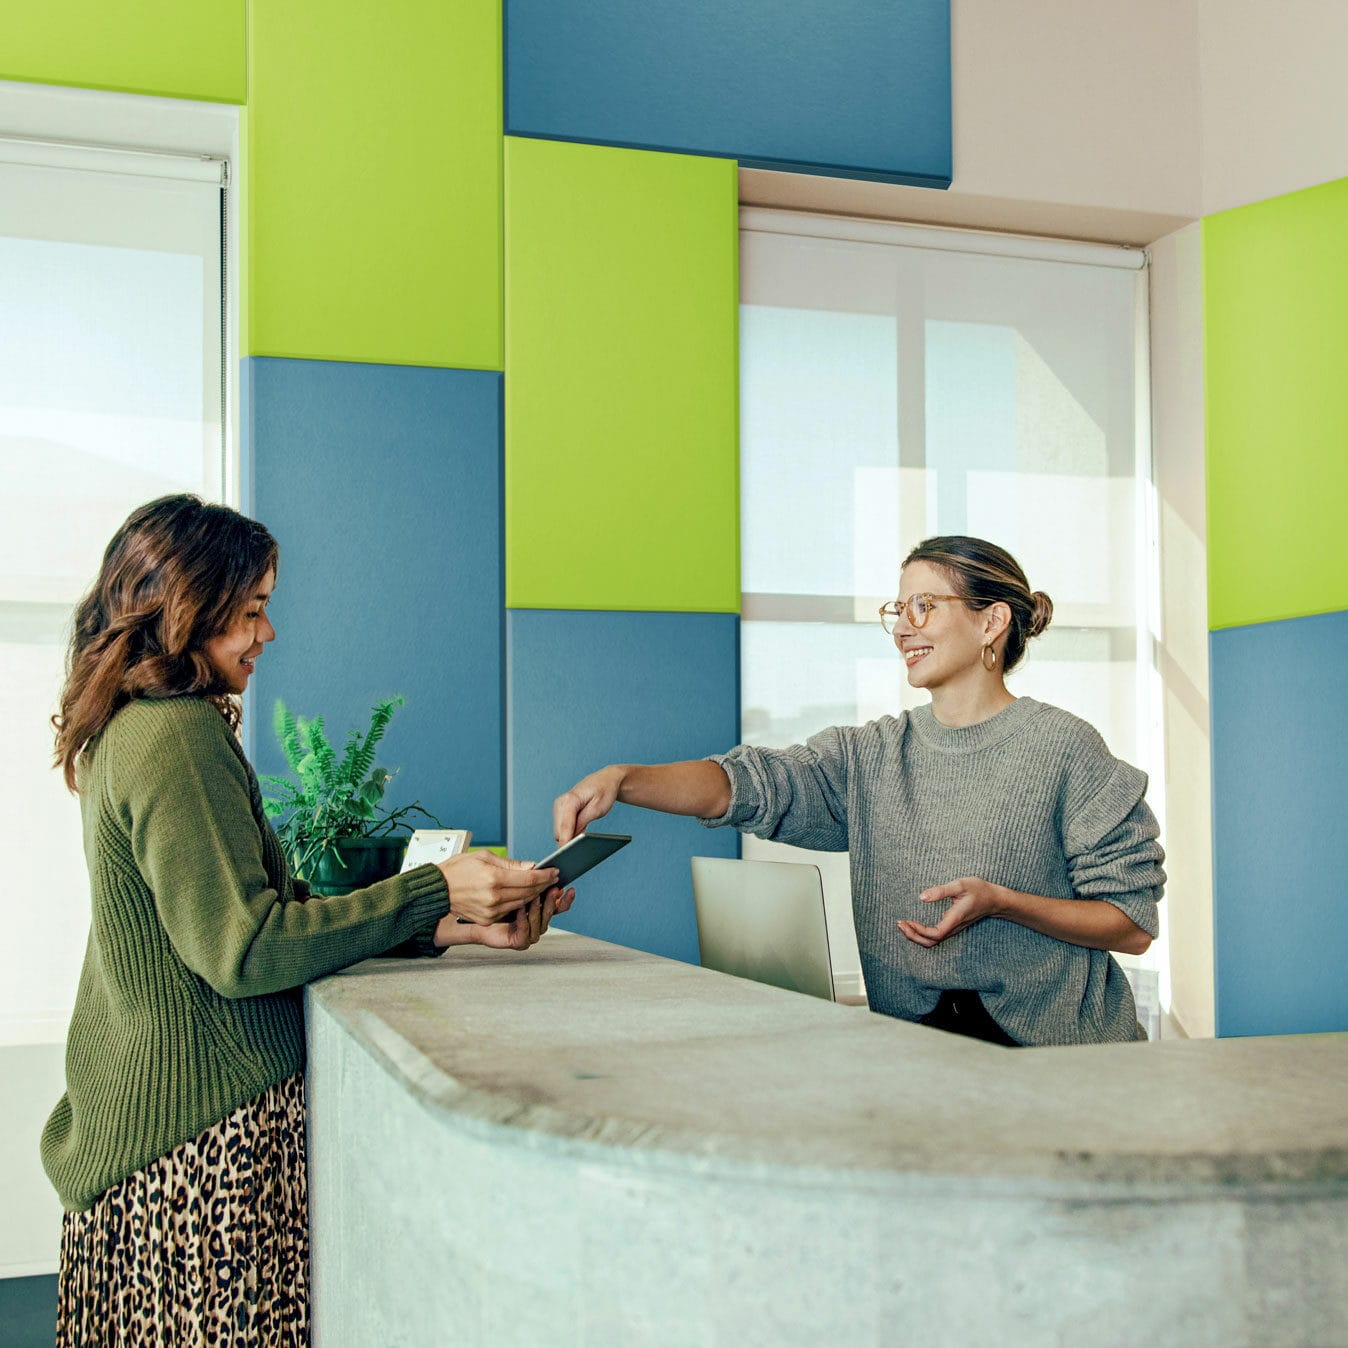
[890,560,988,690]
[204,568,276,694]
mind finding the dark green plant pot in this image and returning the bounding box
[307,836,409,896]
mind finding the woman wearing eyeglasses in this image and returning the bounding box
[553,535,1165,1047]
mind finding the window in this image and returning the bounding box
[0,139,228,1046]
[738,211,1161,1010]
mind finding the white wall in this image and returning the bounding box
[1198,0,1348,215]
[1148,222,1214,1038]
[951,0,1201,218]
[0,1048,66,1276]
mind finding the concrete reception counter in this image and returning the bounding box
[305,933,1348,1347]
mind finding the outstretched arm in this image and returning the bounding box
[553,761,732,843]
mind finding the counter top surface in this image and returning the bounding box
[308,933,1348,1194]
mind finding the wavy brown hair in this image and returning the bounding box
[53,495,279,790]
[902,535,1053,673]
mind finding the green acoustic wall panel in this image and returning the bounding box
[1204,176,1348,630]
[505,136,739,612]
[247,0,502,370]
[0,0,245,103]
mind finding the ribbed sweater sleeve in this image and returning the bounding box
[1062,759,1166,937]
[115,698,449,998]
[704,725,852,851]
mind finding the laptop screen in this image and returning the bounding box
[690,856,836,1002]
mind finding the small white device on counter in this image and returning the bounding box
[399,828,472,872]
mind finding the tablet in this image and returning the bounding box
[535,831,631,887]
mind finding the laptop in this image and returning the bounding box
[690,856,836,1002]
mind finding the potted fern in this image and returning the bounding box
[260,695,444,896]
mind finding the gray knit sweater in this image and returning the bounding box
[702,697,1165,1046]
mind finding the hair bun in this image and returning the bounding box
[1028,590,1054,638]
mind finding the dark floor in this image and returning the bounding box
[0,1274,57,1348]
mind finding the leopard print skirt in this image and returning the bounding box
[56,1072,309,1347]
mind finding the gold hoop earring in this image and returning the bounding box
[981,644,997,671]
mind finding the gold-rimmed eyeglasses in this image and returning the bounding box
[878,593,966,634]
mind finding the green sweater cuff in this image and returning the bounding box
[397,864,453,954]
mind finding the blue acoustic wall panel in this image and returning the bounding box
[505,1,951,189]
[1210,610,1348,1037]
[244,357,505,843]
[508,609,741,963]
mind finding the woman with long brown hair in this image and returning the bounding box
[45,494,572,1346]
[553,535,1165,1048]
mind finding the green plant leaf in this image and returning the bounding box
[273,699,306,776]
[307,717,336,783]
[360,767,390,807]
[266,693,436,873]
[346,695,404,787]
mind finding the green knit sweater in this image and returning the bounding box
[42,696,451,1211]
